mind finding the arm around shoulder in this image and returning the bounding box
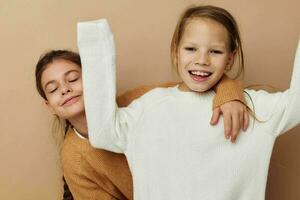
[213,75,246,109]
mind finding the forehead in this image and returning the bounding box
[41,59,81,85]
[181,18,229,44]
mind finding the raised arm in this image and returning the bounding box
[245,39,300,136]
[275,39,300,134]
[78,19,126,152]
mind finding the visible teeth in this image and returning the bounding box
[190,71,210,76]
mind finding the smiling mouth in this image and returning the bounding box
[62,95,80,106]
[188,70,212,78]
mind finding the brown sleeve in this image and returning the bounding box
[62,132,130,200]
[212,75,246,109]
[117,78,245,110]
[83,151,132,200]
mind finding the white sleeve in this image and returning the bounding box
[246,39,300,137]
[77,19,127,153]
[275,39,300,135]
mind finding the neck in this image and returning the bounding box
[178,82,192,92]
[68,112,88,138]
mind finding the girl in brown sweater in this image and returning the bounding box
[35,50,248,200]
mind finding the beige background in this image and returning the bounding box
[0,0,299,199]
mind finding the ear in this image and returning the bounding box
[226,50,237,71]
[173,49,179,69]
[45,100,56,115]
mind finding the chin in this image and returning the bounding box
[184,80,213,92]
[60,104,85,120]
[63,111,84,120]
[191,86,211,93]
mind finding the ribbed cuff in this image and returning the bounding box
[77,18,112,45]
[213,75,246,109]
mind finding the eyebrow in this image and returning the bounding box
[44,69,80,90]
[183,42,227,50]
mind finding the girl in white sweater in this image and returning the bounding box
[78,5,300,200]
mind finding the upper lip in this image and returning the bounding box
[61,95,80,106]
[188,69,212,73]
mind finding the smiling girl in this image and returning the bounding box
[78,5,300,199]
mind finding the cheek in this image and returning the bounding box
[73,79,83,91]
[177,54,190,71]
[215,56,229,67]
[45,97,60,115]
[46,94,60,107]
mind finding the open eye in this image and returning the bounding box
[184,47,197,52]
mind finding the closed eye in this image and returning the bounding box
[69,78,78,82]
[210,50,223,54]
[184,47,197,52]
[50,88,57,93]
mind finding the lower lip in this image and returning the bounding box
[189,74,210,82]
[63,96,80,106]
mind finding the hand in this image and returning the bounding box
[210,100,249,143]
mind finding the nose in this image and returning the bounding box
[60,84,72,96]
[194,51,210,66]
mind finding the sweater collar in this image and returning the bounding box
[171,85,215,100]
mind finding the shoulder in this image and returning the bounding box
[117,83,178,107]
[61,131,86,172]
[119,86,176,116]
[244,89,285,117]
[244,89,284,105]
[134,86,175,105]
[62,131,82,159]
[62,130,128,175]
[115,86,176,127]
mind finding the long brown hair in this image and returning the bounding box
[35,50,81,200]
[170,5,244,79]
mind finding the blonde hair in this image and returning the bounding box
[52,116,70,148]
[170,5,244,79]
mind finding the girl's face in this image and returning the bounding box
[177,18,235,92]
[41,59,85,120]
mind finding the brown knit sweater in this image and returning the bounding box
[62,76,245,200]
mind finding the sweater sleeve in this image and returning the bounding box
[212,75,246,109]
[246,39,300,137]
[274,39,300,135]
[78,19,136,153]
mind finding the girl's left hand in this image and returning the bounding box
[210,100,249,143]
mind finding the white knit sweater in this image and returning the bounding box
[78,19,300,200]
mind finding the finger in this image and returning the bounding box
[239,110,244,133]
[230,112,240,143]
[210,107,221,125]
[243,109,249,131]
[223,112,231,139]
